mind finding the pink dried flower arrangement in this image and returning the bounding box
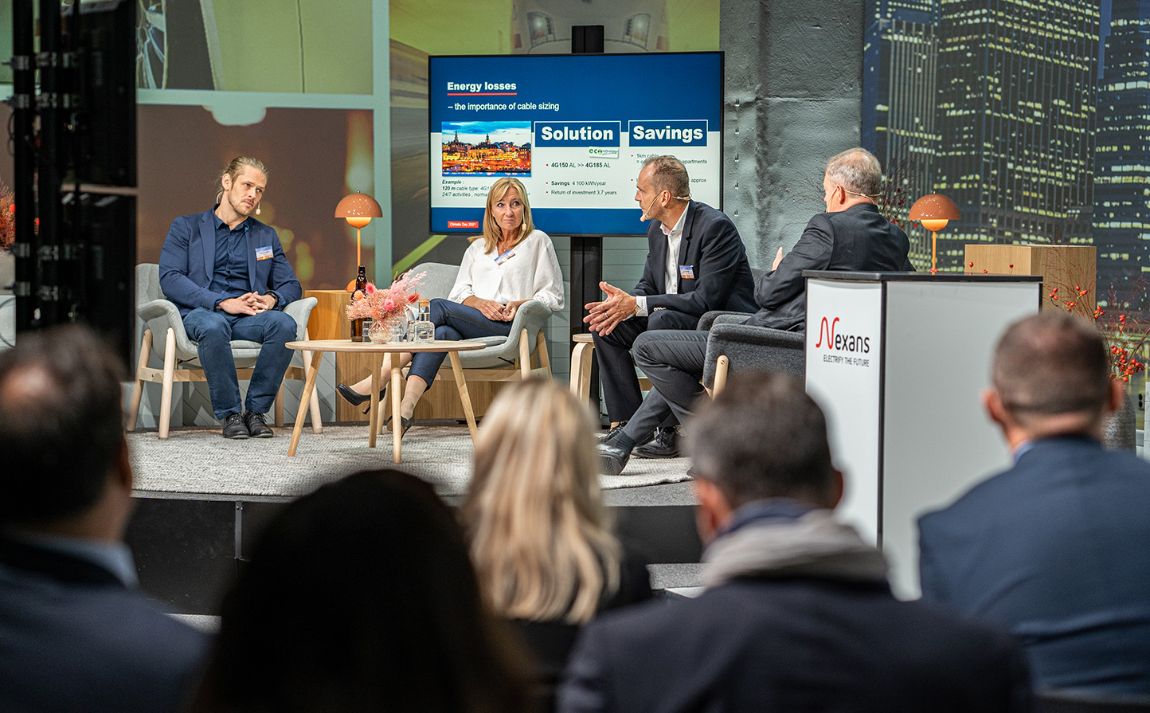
[346,270,425,325]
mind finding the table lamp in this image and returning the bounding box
[908,193,960,274]
[334,192,383,289]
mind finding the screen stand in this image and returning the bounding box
[570,26,606,420]
[570,235,603,418]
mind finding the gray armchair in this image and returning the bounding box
[698,311,805,395]
[408,261,553,380]
[126,263,322,438]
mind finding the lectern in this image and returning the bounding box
[803,271,1042,597]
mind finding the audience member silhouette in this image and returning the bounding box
[462,378,652,704]
[188,470,533,713]
[920,311,1150,696]
[559,373,1031,713]
[0,325,207,713]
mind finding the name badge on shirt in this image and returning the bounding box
[255,246,274,261]
[494,250,516,266]
[679,264,696,281]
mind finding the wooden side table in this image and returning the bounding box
[304,289,507,423]
[285,339,484,463]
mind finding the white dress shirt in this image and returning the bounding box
[448,229,564,312]
[636,206,687,317]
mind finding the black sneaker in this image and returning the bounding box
[243,411,274,438]
[633,426,679,459]
[222,413,249,439]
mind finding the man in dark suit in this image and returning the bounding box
[159,156,302,439]
[598,147,912,475]
[559,373,1031,713]
[919,311,1150,696]
[0,325,208,713]
[584,155,755,457]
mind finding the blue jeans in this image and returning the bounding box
[182,308,298,419]
[408,298,511,387]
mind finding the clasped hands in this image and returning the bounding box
[584,282,637,337]
[469,297,524,322]
[219,292,275,316]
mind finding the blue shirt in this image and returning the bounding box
[208,217,252,299]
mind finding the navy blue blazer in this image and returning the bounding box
[558,577,1031,713]
[747,202,913,331]
[159,209,302,317]
[633,201,757,318]
[0,538,208,713]
[919,436,1150,696]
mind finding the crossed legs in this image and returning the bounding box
[599,329,709,474]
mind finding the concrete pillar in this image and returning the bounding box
[722,1,864,266]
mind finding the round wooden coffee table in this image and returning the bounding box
[285,339,485,463]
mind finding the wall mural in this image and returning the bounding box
[863,0,1150,323]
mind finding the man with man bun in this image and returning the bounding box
[159,156,302,439]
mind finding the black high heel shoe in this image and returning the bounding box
[384,415,415,438]
[336,384,386,413]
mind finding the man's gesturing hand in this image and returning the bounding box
[583,282,637,336]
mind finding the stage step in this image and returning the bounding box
[128,487,702,615]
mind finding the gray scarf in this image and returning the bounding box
[702,508,889,589]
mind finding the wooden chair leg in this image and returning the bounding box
[518,327,531,378]
[274,384,285,427]
[158,328,176,439]
[536,331,551,374]
[712,355,730,397]
[126,328,151,432]
[570,341,595,400]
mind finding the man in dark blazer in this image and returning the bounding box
[560,373,1031,713]
[584,155,755,456]
[0,325,208,713]
[919,312,1150,696]
[159,156,302,439]
[598,147,912,474]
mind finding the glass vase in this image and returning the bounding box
[368,318,405,344]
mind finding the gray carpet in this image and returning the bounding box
[129,425,692,498]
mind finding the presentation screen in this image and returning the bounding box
[428,52,723,236]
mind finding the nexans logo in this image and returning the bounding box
[814,316,870,354]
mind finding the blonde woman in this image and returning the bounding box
[336,177,563,434]
[462,378,652,694]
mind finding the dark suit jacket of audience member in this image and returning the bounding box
[633,200,756,318]
[919,436,1150,696]
[0,537,208,713]
[748,202,912,331]
[558,577,1030,713]
[514,546,652,710]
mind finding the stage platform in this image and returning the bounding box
[125,424,703,615]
